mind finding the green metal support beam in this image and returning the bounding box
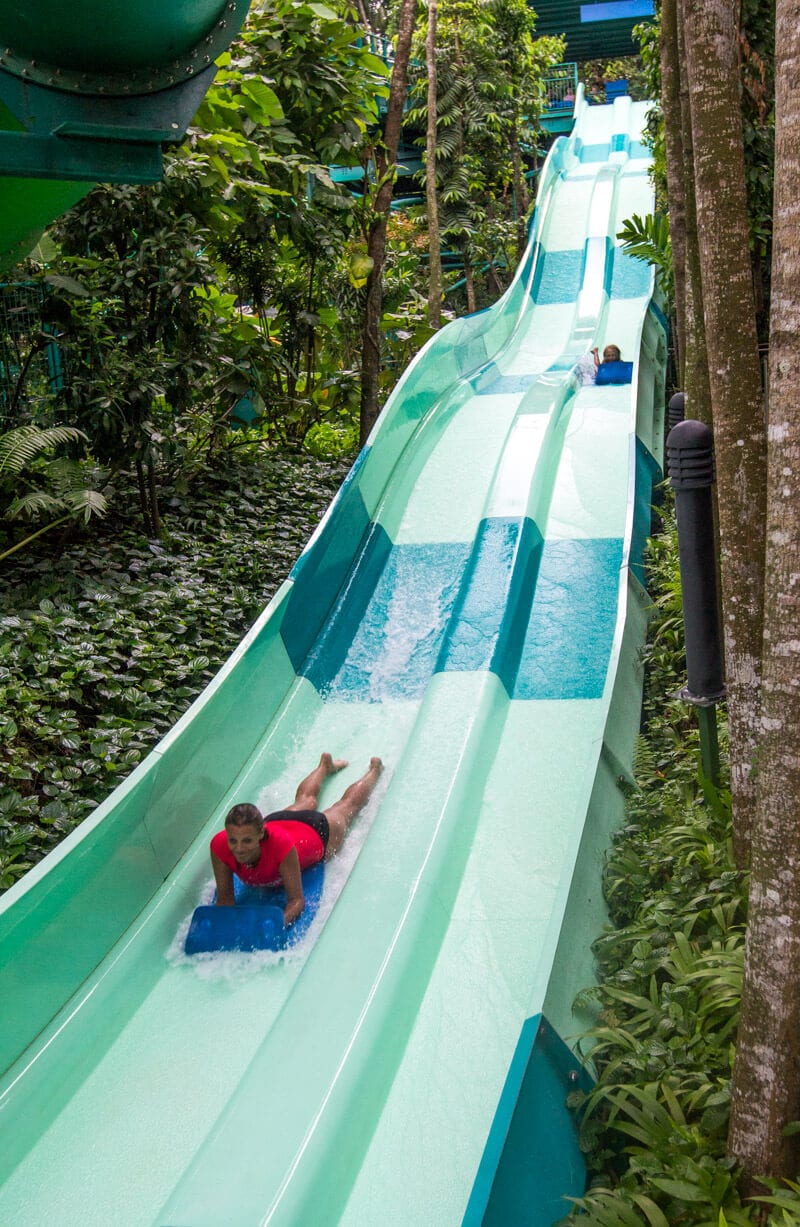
[0,131,162,182]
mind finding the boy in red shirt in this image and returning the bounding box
[210,753,383,926]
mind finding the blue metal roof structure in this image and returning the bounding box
[534,0,655,60]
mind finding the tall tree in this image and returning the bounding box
[425,0,443,329]
[727,0,800,1188]
[659,0,686,382]
[491,0,543,261]
[408,0,562,315]
[681,0,767,864]
[359,0,419,445]
[675,2,712,424]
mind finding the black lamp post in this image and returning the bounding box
[666,418,726,786]
[668,391,686,431]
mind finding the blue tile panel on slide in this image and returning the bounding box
[285,522,633,705]
[464,1014,594,1226]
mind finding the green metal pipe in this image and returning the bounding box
[0,0,253,271]
[0,1,251,96]
[1,1,227,69]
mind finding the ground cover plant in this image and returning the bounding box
[560,510,800,1225]
[0,450,348,889]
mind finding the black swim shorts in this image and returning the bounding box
[265,809,330,852]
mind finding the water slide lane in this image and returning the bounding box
[0,93,666,1226]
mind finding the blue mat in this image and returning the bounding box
[184,863,326,954]
[595,359,633,385]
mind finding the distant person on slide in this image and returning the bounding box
[592,343,622,370]
[575,343,622,385]
[210,753,383,926]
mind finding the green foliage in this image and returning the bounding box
[52,190,220,471]
[0,423,86,478]
[618,212,673,304]
[630,17,667,213]
[0,423,107,562]
[5,0,400,527]
[581,54,651,104]
[188,0,388,203]
[559,502,800,1225]
[0,451,347,887]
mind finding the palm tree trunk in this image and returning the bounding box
[728,1,800,1189]
[425,0,442,329]
[463,247,476,314]
[135,456,151,533]
[359,0,418,446]
[682,0,767,865]
[147,458,161,538]
[676,1,712,424]
[510,114,529,262]
[659,0,686,381]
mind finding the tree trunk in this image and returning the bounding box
[682,0,767,865]
[135,455,151,534]
[463,246,476,314]
[359,0,418,446]
[305,248,317,393]
[353,0,371,34]
[659,0,687,382]
[676,1,712,423]
[728,2,800,1188]
[147,458,162,538]
[510,114,528,261]
[425,0,443,330]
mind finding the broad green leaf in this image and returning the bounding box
[631,1194,671,1227]
[240,78,285,122]
[43,273,91,297]
[649,1177,706,1203]
[29,234,58,264]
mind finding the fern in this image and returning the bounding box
[1,425,106,564]
[9,481,107,523]
[5,490,65,520]
[0,424,86,476]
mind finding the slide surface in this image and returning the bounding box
[0,93,666,1227]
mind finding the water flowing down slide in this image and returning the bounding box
[0,91,666,1227]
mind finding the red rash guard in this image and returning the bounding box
[210,820,324,887]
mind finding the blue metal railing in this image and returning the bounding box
[543,63,579,112]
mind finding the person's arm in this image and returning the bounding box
[591,346,600,368]
[278,847,305,926]
[211,850,236,906]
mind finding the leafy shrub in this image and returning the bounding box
[0,423,107,565]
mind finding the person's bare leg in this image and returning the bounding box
[323,757,383,857]
[286,752,348,812]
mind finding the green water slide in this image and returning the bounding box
[0,89,667,1226]
[0,0,253,270]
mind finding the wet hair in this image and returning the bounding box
[224,803,263,831]
[603,344,622,362]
